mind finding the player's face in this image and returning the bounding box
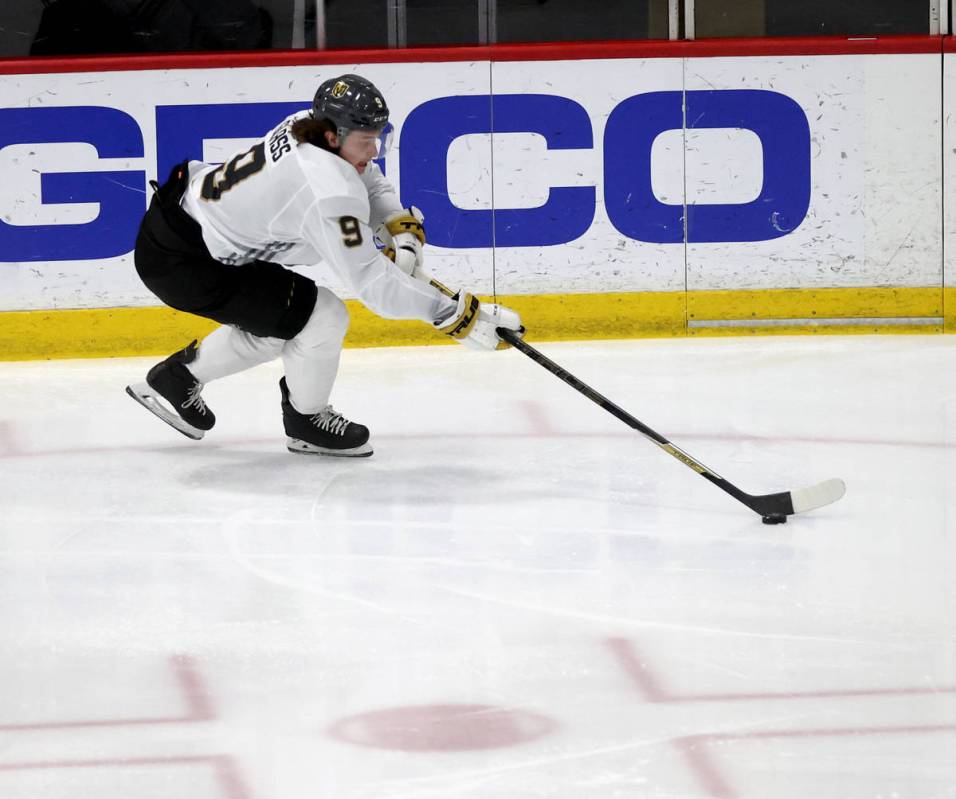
[337,129,382,174]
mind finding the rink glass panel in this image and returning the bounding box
[695,0,932,38]
[324,0,390,49]
[13,0,285,56]
[0,0,389,55]
[0,1,942,58]
[494,0,669,43]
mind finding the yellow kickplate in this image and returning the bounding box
[687,286,944,336]
[0,287,950,361]
[0,306,219,361]
[945,287,956,333]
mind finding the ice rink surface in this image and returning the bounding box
[1,333,954,798]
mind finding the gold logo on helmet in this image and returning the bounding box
[331,81,349,98]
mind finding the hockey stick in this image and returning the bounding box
[497,328,845,522]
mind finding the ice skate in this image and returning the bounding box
[126,340,215,440]
[279,377,372,457]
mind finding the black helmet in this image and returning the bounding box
[312,74,389,138]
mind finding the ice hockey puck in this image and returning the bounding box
[761,514,787,525]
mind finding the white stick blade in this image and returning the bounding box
[790,478,846,514]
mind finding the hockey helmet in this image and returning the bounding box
[312,74,390,141]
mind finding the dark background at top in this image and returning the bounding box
[0,0,940,58]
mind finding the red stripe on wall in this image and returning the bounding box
[682,34,942,57]
[0,35,945,76]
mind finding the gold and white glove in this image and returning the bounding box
[378,206,425,277]
[435,291,524,351]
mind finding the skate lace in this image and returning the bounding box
[182,382,208,414]
[310,406,349,436]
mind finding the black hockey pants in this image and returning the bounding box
[134,162,318,341]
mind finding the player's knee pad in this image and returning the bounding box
[287,286,349,353]
[229,327,284,361]
[189,324,285,384]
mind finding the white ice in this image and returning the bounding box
[1,334,954,799]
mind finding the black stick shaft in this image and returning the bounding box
[497,328,780,515]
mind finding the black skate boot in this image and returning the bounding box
[125,340,215,440]
[279,377,372,457]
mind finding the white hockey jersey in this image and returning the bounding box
[181,111,454,324]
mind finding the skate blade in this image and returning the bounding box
[286,437,373,458]
[126,382,205,441]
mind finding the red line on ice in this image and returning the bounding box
[0,654,215,731]
[172,654,217,720]
[0,755,253,799]
[605,637,956,703]
[605,637,956,798]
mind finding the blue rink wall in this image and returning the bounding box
[0,37,954,360]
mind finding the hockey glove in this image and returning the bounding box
[378,206,425,278]
[435,292,524,351]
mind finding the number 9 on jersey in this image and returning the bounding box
[339,216,363,247]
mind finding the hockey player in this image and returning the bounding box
[126,74,523,457]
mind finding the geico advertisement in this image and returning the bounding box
[0,55,943,311]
